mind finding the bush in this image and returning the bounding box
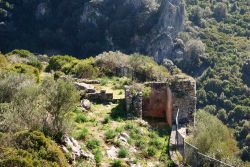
[71,57,98,79]
[103,116,111,124]
[214,3,228,21]
[94,149,103,164]
[112,160,124,167]
[0,54,9,68]
[118,147,129,158]
[146,147,157,157]
[76,128,88,140]
[40,78,79,138]
[46,55,77,73]
[8,49,33,58]
[0,131,68,167]
[189,110,239,161]
[75,113,88,123]
[105,130,117,140]
[53,71,64,80]
[86,139,100,150]
[149,138,164,149]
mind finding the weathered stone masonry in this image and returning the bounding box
[125,75,196,126]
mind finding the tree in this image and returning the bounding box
[185,39,206,67]
[242,59,250,87]
[214,3,228,21]
[189,110,239,162]
[40,78,79,139]
[189,6,203,26]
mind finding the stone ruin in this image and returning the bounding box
[125,75,196,127]
[75,82,113,102]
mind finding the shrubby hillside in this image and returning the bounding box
[0,0,250,165]
[182,0,250,161]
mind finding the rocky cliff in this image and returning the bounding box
[0,0,184,62]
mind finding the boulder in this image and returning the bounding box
[81,99,91,110]
[62,135,94,161]
[106,146,118,159]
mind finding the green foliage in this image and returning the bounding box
[95,52,170,82]
[0,54,9,68]
[104,130,117,140]
[86,139,100,150]
[0,72,79,140]
[0,131,68,167]
[75,113,88,123]
[8,49,34,58]
[118,147,129,158]
[46,55,77,73]
[94,149,102,164]
[213,3,228,21]
[71,57,98,79]
[142,86,151,98]
[189,110,239,162]
[76,128,88,140]
[146,146,157,157]
[112,159,124,167]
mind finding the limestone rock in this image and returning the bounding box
[81,99,91,110]
[106,146,118,159]
[75,82,95,93]
[62,135,94,161]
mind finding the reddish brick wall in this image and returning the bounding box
[142,85,173,126]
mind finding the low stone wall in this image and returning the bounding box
[84,90,113,102]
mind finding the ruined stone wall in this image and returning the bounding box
[124,75,196,126]
[125,86,142,118]
[170,76,196,124]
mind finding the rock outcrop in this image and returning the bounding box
[1,0,185,62]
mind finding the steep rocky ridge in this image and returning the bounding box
[0,0,184,62]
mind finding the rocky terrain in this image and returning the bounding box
[0,0,184,62]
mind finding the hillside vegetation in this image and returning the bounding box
[0,0,250,165]
[182,0,250,162]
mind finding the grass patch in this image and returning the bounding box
[112,159,124,167]
[118,147,129,158]
[75,113,88,123]
[87,139,100,150]
[76,128,88,140]
[105,130,117,140]
[94,149,103,165]
[146,146,157,157]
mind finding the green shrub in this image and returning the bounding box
[118,147,129,158]
[46,55,77,73]
[149,138,164,149]
[112,159,124,167]
[86,139,100,150]
[75,113,88,123]
[103,116,111,124]
[0,131,68,167]
[71,57,98,79]
[146,147,157,157]
[135,139,146,149]
[54,71,64,80]
[76,128,88,140]
[0,54,9,68]
[8,49,33,58]
[94,149,103,164]
[104,130,117,140]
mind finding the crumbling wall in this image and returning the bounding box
[124,75,196,126]
[125,86,142,118]
[170,76,196,124]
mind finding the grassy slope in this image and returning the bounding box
[70,78,172,166]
